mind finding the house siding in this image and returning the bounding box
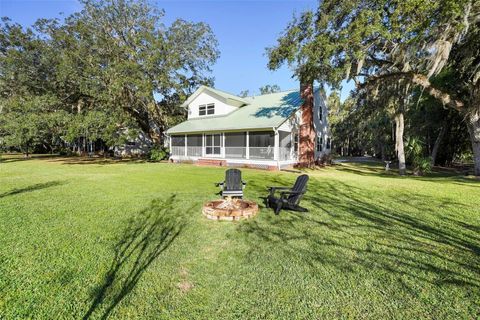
[313,89,331,158]
[188,91,238,119]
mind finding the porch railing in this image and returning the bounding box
[170,146,294,161]
[171,146,185,157]
[225,147,246,158]
[279,147,292,161]
[187,146,202,157]
[249,147,274,160]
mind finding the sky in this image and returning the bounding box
[0,0,353,100]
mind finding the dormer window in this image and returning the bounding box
[199,103,215,116]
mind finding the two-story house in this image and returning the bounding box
[166,83,331,170]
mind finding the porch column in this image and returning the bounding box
[274,130,279,161]
[184,134,187,157]
[202,133,205,157]
[222,132,225,158]
[246,131,250,160]
[290,132,295,160]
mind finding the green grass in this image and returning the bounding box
[1,156,479,319]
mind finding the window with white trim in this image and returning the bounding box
[317,136,323,152]
[207,103,215,115]
[199,103,215,116]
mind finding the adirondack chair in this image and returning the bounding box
[266,174,309,215]
[216,169,246,198]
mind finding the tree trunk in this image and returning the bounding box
[466,112,480,176]
[24,143,30,158]
[394,113,406,175]
[431,125,446,166]
[347,137,350,156]
[299,80,316,167]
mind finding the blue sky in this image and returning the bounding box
[0,0,353,100]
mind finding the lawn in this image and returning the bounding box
[0,156,479,319]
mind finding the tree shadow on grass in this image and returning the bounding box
[0,181,65,199]
[0,154,58,163]
[49,157,149,166]
[83,194,189,320]
[335,163,480,185]
[240,175,480,293]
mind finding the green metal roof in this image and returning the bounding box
[167,89,303,134]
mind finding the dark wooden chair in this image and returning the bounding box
[216,169,246,198]
[266,174,309,215]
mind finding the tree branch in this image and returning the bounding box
[359,72,465,112]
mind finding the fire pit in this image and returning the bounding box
[202,198,259,221]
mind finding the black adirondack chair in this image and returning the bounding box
[216,169,246,198]
[266,174,309,215]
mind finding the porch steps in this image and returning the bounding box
[196,158,227,167]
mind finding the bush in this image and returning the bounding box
[413,157,432,176]
[406,137,432,176]
[58,147,74,156]
[454,151,473,163]
[148,146,169,162]
[316,153,333,167]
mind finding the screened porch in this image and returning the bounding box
[170,131,296,161]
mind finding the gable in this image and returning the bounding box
[187,91,239,119]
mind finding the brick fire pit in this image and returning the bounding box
[202,198,259,221]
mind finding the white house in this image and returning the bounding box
[166,84,331,170]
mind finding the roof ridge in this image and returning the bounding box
[249,88,298,98]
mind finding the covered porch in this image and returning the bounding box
[169,130,297,162]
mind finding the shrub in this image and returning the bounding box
[148,146,169,162]
[413,157,432,176]
[58,148,74,156]
[316,154,333,167]
[406,137,431,176]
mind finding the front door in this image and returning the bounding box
[205,134,221,156]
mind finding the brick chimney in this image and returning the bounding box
[298,79,316,167]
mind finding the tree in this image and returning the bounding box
[259,84,281,94]
[0,95,55,157]
[268,0,480,176]
[65,110,137,155]
[239,90,250,98]
[50,0,219,143]
[0,0,220,154]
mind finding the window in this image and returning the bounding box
[187,134,202,147]
[225,132,246,147]
[171,135,185,146]
[205,134,221,155]
[199,103,215,116]
[225,132,246,158]
[317,136,323,152]
[249,131,274,147]
[207,103,215,115]
[326,138,331,149]
[249,131,274,159]
[279,131,291,148]
[187,134,202,156]
[294,133,299,152]
[319,105,323,121]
